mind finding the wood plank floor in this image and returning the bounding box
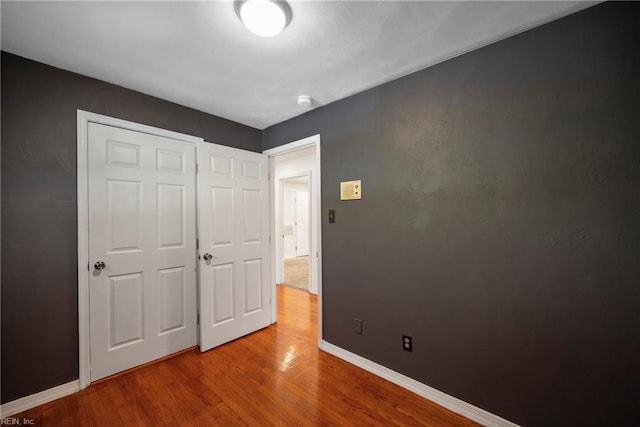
[15,286,478,426]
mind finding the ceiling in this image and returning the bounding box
[1,1,595,130]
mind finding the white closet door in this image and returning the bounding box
[88,123,196,381]
[198,142,271,351]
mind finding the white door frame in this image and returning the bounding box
[77,110,203,389]
[279,172,311,282]
[264,134,322,346]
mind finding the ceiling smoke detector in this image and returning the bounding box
[235,0,292,37]
[297,95,312,107]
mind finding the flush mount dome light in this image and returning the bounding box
[236,0,292,37]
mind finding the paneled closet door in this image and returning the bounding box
[88,123,197,381]
[198,142,271,351]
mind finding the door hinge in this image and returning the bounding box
[87,263,90,271]
[196,238,199,249]
[197,314,200,325]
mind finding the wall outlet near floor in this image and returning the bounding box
[402,335,413,352]
[353,318,363,334]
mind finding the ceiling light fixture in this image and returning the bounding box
[235,0,292,37]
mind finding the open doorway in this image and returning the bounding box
[265,135,322,345]
[281,175,310,291]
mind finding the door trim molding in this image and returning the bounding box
[319,341,519,427]
[77,110,203,389]
[264,135,322,345]
[264,135,319,155]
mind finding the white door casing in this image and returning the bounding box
[87,123,197,381]
[198,142,271,351]
[295,191,310,257]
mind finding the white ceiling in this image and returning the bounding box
[1,1,595,130]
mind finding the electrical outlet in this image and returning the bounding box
[353,318,362,334]
[402,335,413,352]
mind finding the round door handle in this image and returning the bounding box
[203,253,213,261]
[94,261,106,270]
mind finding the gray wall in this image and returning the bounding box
[0,52,261,403]
[263,3,640,425]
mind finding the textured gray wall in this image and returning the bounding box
[0,52,261,403]
[263,3,640,425]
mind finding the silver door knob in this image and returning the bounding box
[203,253,213,261]
[94,261,106,270]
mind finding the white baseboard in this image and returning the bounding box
[319,340,518,427]
[1,380,80,418]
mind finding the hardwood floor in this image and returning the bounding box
[15,286,478,426]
